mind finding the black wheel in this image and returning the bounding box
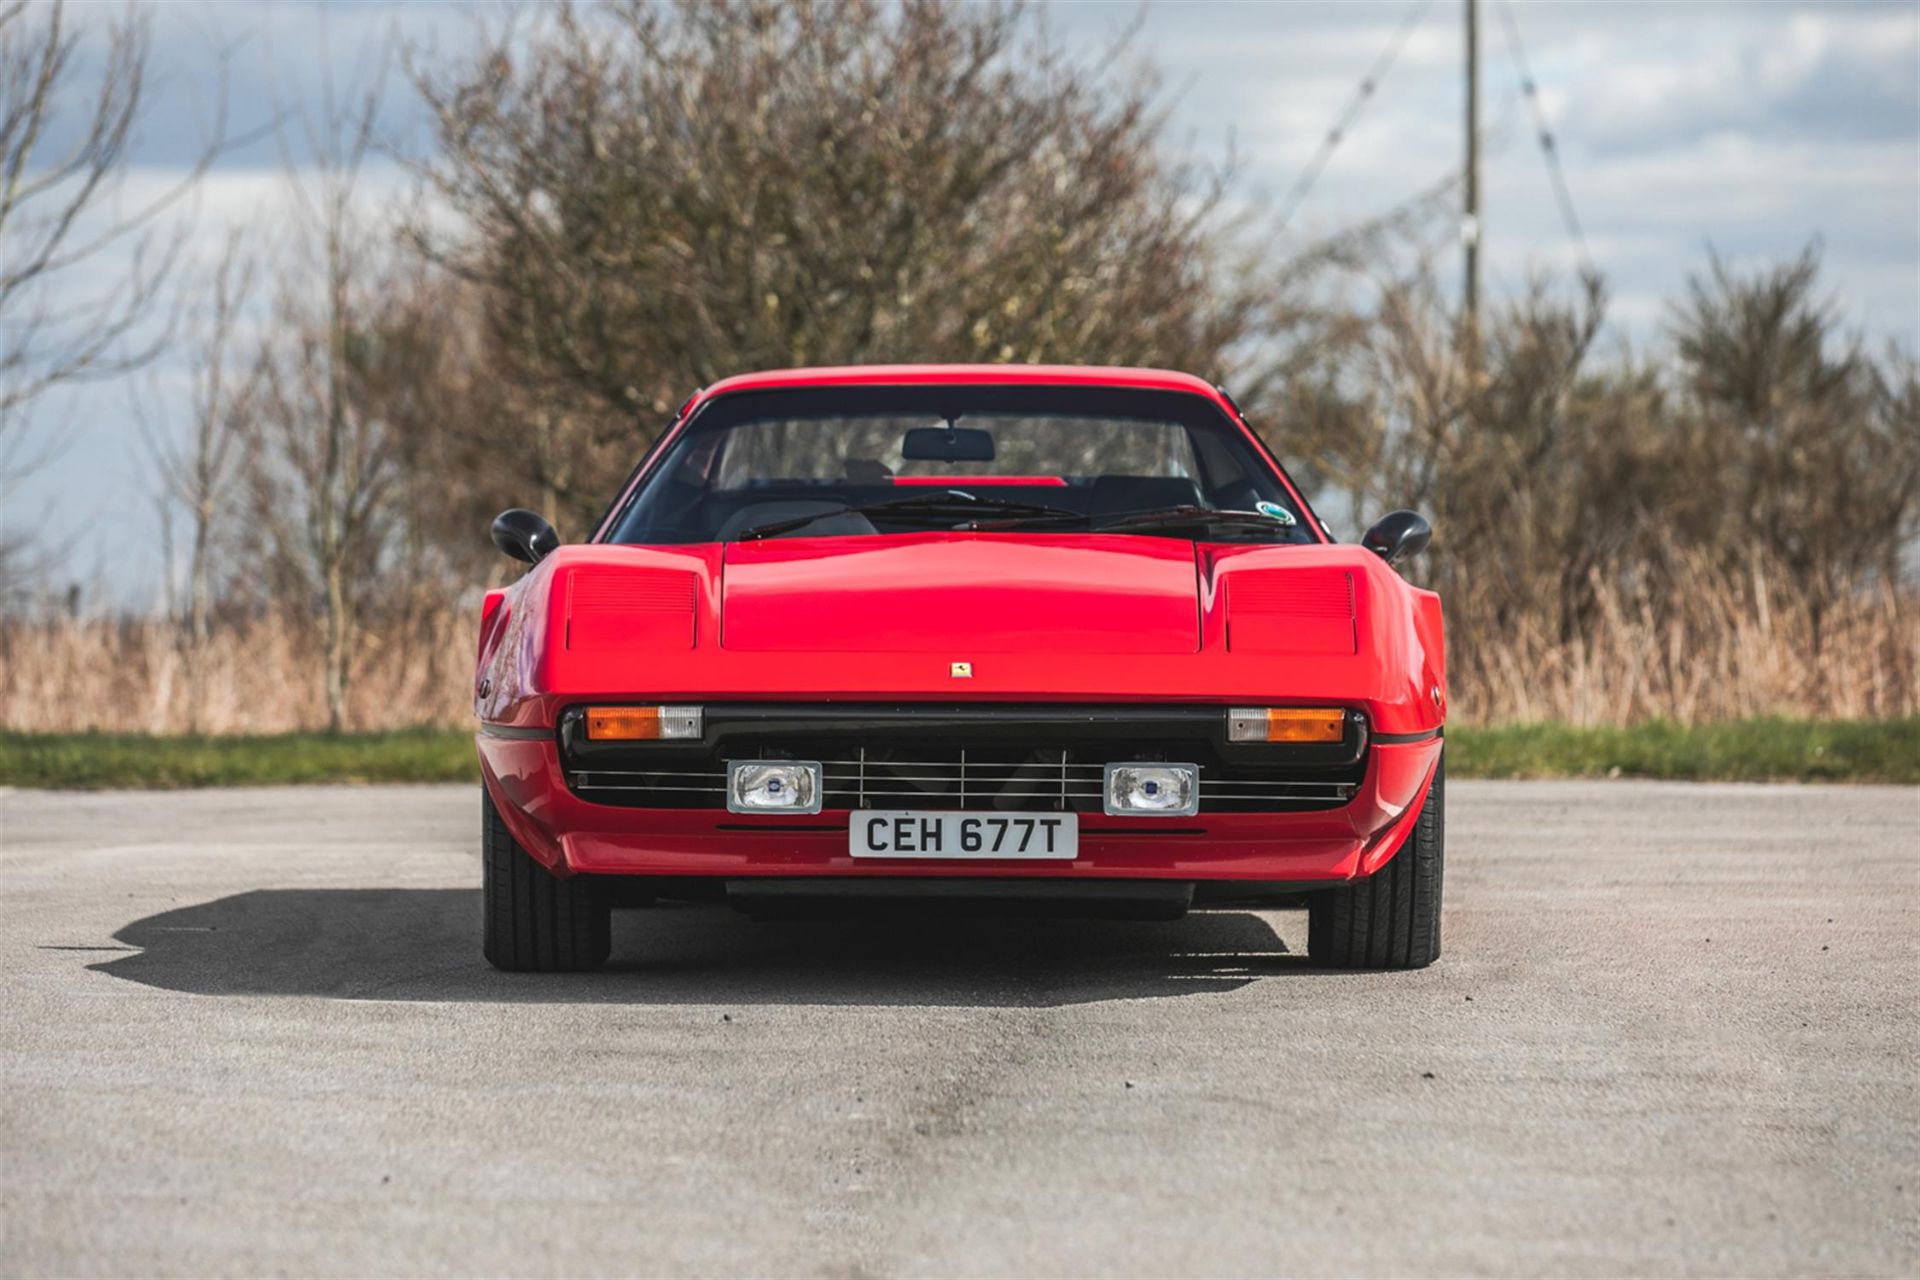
[482,788,611,972]
[1308,756,1444,970]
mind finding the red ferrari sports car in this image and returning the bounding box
[475,365,1445,972]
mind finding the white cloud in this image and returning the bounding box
[1052,0,1917,351]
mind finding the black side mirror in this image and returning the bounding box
[1362,510,1432,567]
[490,508,561,564]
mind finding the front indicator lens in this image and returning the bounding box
[1227,707,1346,743]
[728,761,823,814]
[585,705,703,741]
[1104,763,1200,817]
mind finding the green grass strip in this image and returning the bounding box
[1442,717,1919,785]
[0,728,480,790]
[0,717,1913,789]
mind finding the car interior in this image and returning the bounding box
[608,401,1312,545]
[622,452,1298,544]
[699,475,1218,542]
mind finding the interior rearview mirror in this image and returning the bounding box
[490,508,561,564]
[902,425,995,463]
[1362,510,1432,567]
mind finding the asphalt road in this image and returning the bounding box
[1,780,1915,1278]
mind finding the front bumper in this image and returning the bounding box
[477,719,1442,886]
[556,702,1371,814]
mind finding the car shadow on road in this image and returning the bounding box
[86,889,1333,1007]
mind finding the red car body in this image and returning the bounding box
[474,365,1445,911]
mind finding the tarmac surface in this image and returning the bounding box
[1,780,1915,1277]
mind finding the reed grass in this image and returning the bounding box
[1446,567,1918,725]
[0,608,471,735]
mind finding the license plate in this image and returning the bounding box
[850,811,1078,860]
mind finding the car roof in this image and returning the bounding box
[692,363,1225,407]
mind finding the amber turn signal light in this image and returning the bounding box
[584,705,703,741]
[1226,707,1346,744]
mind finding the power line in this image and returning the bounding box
[1495,0,1596,278]
[1276,0,1436,233]
[1464,0,1480,344]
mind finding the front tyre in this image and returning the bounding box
[1307,756,1444,970]
[482,788,611,972]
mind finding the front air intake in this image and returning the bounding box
[566,567,697,651]
[1225,569,1356,655]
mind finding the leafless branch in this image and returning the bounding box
[0,1,232,432]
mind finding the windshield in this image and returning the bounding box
[606,385,1315,545]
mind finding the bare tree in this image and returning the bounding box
[405,0,1294,533]
[0,0,233,420]
[135,235,255,728]
[142,235,256,641]
[244,35,400,733]
[0,0,226,598]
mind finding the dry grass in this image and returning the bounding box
[0,609,472,734]
[1449,568,1920,725]
[2,571,1914,734]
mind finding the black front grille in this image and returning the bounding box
[560,704,1366,815]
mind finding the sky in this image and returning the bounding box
[8,0,1919,609]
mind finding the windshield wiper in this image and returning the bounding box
[735,492,1083,540]
[1095,506,1298,539]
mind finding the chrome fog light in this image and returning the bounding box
[1103,762,1200,817]
[727,760,822,814]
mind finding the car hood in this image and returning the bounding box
[721,533,1200,653]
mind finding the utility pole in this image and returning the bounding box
[1463,0,1481,360]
